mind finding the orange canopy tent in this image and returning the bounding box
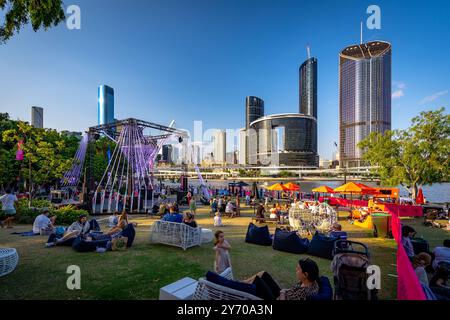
[312,186,334,193]
[283,182,300,191]
[333,182,375,194]
[265,183,288,191]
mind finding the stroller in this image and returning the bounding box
[331,240,377,300]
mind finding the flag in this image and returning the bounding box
[15,140,24,161]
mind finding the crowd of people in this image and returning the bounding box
[401,225,450,300]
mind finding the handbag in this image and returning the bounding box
[111,237,128,251]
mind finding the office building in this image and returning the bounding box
[212,129,226,164]
[238,128,247,165]
[245,96,264,130]
[299,57,318,118]
[31,106,43,128]
[248,113,318,167]
[98,85,115,126]
[339,41,392,167]
[162,145,173,164]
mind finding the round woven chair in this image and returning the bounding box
[0,248,19,277]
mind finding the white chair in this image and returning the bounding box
[192,267,262,300]
[0,248,19,277]
[150,220,202,250]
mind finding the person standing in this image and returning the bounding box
[189,196,197,215]
[0,189,19,228]
[214,230,231,274]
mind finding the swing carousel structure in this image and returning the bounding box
[61,118,187,214]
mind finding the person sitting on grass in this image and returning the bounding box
[269,203,280,220]
[244,258,320,300]
[278,258,320,300]
[0,189,18,229]
[413,252,433,286]
[401,225,416,260]
[161,205,183,223]
[429,265,450,300]
[46,214,90,247]
[214,230,231,274]
[183,212,198,228]
[214,212,223,227]
[107,212,137,236]
[433,239,450,271]
[32,208,56,234]
[108,211,119,228]
[225,200,236,218]
[256,203,266,223]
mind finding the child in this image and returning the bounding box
[214,230,231,274]
[214,212,223,227]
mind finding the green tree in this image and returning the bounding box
[0,0,65,43]
[2,121,79,204]
[358,107,450,200]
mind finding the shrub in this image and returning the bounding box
[6,204,89,226]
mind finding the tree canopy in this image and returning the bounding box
[0,0,65,43]
[358,107,450,200]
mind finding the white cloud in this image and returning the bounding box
[392,82,406,99]
[420,90,449,105]
[392,90,404,99]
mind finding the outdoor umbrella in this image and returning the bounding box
[265,183,288,191]
[333,182,375,201]
[236,181,249,187]
[312,186,334,193]
[283,182,300,191]
[415,188,424,204]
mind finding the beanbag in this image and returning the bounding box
[411,237,430,254]
[72,236,109,252]
[245,223,273,246]
[206,271,257,296]
[121,224,136,247]
[308,232,338,260]
[307,276,333,301]
[272,228,309,254]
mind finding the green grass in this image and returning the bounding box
[1,205,433,300]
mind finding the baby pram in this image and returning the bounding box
[331,240,377,300]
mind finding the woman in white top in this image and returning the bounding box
[0,189,19,228]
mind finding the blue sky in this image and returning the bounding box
[0,0,449,159]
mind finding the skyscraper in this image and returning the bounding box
[245,96,264,130]
[238,128,247,165]
[299,57,318,119]
[162,145,173,164]
[31,106,43,128]
[98,85,115,126]
[339,41,391,168]
[212,129,226,164]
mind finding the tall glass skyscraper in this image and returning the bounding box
[339,41,391,168]
[98,85,115,126]
[245,96,264,130]
[31,106,44,128]
[299,57,317,119]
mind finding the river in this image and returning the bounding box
[183,179,450,204]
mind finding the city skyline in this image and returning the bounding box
[1,0,449,160]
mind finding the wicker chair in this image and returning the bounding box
[192,267,262,300]
[150,220,202,250]
[0,248,19,277]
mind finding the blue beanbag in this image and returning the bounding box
[206,271,257,296]
[307,276,333,300]
[308,232,339,260]
[72,236,109,252]
[245,223,273,246]
[272,228,310,254]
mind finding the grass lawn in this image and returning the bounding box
[0,205,418,300]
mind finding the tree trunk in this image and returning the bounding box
[410,183,418,201]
